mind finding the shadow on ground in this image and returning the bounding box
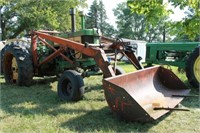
[0,76,63,116]
[60,106,170,132]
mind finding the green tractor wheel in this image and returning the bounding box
[3,42,33,86]
[57,70,84,101]
[186,46,200,88]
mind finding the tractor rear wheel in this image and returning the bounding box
[3,42,33,86]
[186,46,200,88]
[0,45,7,74]
[57,70,84,101]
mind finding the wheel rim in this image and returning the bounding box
[62,79,72,96]
[4,53,18,83]
[193,55,200,82]
[12,57,18,83]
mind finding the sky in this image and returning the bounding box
[85,0,186,28]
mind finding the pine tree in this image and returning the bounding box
[85,0,115,37]
[86,0,99,29]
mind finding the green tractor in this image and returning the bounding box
[145,42,200,88]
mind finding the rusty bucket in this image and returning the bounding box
[103,66,190,122]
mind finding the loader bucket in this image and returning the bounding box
[103,66,190,122]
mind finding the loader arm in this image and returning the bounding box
[32,31,115,78]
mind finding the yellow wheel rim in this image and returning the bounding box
[193,55,200,82]
[12,57,18,82]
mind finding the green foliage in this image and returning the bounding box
[85,0,115,37]
[127,0,200,41]
[0,0,87,40]
[170,7,200,41]
[168,0,199,10]
[0,0,8,5]
[114,2,170,42]
[128,0,170,25]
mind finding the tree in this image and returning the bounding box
[98,0,108,35]
[114,2,170,42]
[0,0,87,40]
[127,0,200,41]
[85,0,115,37]
[171,7,200,41]
[85,0,99,29]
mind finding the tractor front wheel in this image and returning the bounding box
[186,46,200,88]
[3,43,33,86]
[57,70,84,101]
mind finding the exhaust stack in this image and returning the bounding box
[69,8,76,32]
[79,11,85,30]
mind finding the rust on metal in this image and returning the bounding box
[33,31,99,57]
[103,66,190,122]
[37,30,61,34]
[31,34,38,72]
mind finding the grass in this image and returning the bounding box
[0,62,199,133]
